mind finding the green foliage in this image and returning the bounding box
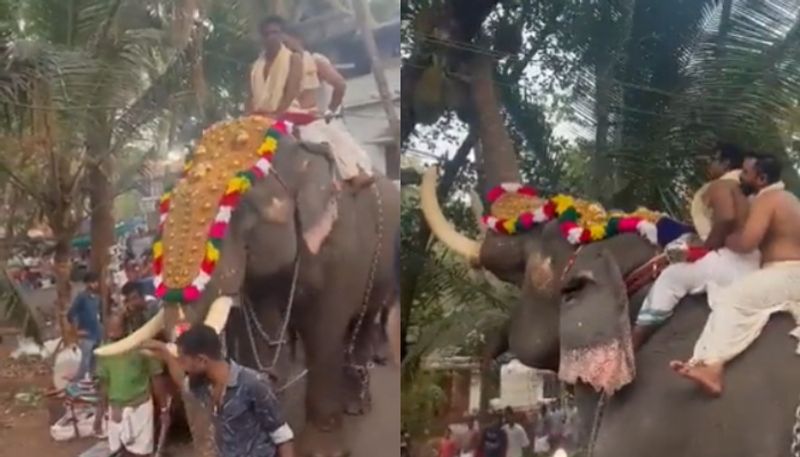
[401,370,447,437]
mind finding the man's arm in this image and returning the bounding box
[275,53,303,116]
[249,374,295,456]
[726,194,773,253]
[316,55,346,113]
[704,182,737,250]
[140,340,185,389]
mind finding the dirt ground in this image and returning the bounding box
[0,332,196,457]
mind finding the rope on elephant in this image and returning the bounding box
[791,395,800,457]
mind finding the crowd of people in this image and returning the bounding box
[427,404,578,457]
[62,269,296,457]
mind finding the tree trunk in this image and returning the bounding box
[88,128,115,321]
[471,55,521,188]
[352,0,401,179]
[52,229,74,341]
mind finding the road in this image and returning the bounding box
[1,285,400,457]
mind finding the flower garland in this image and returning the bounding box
[152,120,289,303]
[482,185,659,246]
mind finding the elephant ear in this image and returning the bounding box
[295,141,339,255]
[558,248,636,395]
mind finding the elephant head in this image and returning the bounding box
[420,169,655,374]
[95,115,340,357]
[558,246,637,394]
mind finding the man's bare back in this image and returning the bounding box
[704,179,750,250]
[754,190,800,262]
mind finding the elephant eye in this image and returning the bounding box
[561,273,594,301]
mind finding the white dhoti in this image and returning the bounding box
[690,260,800,365]
[636,248,760,326]
[107,398,154,455]
[296,119,374,180]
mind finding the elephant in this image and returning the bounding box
[420,168,800,457]
[97,115,400,457]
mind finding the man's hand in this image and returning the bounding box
[277,441,296,457]
[140,339,169,358]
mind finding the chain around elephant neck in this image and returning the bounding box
[242,254,301,378]
[347,182,384,359]
[791,394,800,457]
[587,392,607,457]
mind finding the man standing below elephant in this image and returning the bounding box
[142,325,296,457]
[671,153,800,396]
[632,143,759,348]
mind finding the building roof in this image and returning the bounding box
[342,58,401,110]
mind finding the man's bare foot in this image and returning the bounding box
[669,360,723,396]
[348,173,374,189]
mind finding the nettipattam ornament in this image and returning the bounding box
[152,116,290,303]
[481,183,691,247]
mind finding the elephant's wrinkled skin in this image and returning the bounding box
[104,118,400,457]
[422,170,800,457]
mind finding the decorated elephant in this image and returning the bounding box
[96,115,400,456]
[421,164,800,456]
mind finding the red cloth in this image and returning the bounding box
[687,246,710,262]
[438,438,458,457]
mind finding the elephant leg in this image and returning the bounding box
[297,296,352,457]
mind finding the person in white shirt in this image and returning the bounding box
[502,407,530,457]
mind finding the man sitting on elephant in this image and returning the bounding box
[248,16,374,188]
[248,16,303,120]
[632,143,759,348]
[671,153,800,396]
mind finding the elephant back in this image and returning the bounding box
[154,115,288,302]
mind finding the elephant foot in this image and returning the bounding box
[343,364,372,416]
[299,420,351,457]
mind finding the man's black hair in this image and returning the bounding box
[752,153,783,184]
[121,281,144,297]
[259,15,285,33]
[84,271,99,283]
[176,324,222,360]
[715,142,744,170]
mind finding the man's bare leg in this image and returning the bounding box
[669,360,724,396]
[631,324,657,350]
[348,170,374,189]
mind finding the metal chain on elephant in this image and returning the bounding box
[791,394,800,457]
[586,392,607,457]
[346,183,385,400]
[242,255,303,390]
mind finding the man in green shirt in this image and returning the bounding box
[94,314,162,456]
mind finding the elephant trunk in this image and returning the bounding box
[420,167,481,263]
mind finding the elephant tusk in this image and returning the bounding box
[420,167,482,263]
[94,308,165,357]
[204,296,233,334]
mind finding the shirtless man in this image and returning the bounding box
[280,28,375,187]
[248,16,303,117]
[671,153,800,396]
[632,143,759,348]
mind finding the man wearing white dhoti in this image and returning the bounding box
[248,16,303,118]
[281,28,375,188]
[632,143,759,348]
[95,315,162,456]
[670,153,800,396]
